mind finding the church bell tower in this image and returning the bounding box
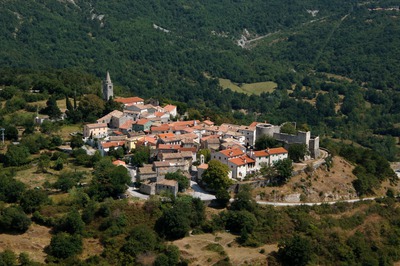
[102,71,114,100]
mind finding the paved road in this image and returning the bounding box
[256,197,377,206]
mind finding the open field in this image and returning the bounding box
[219,79,277,95]
[59,124,82,139]
[0,223,51,263]
[14,158,92,189]
[173,232,275,266]
[30,98,70,112]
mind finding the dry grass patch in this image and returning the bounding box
[219,78,277,95]
[254,156,358,203]
[0,223,51,263]
[14,167,58,189]
[80,238,103,260]
[59,124,82,139]
[173,232,275,266]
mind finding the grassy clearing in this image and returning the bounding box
[219,78,277,95]
[59,124,82,139]
[173,232,274,265]
[14,167,58,189]
[0,223,51,263]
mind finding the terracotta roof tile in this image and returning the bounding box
[158,133,175,139]
[163,104,177,112]
[219,148,244,158]
[101,141,125,149]
[114,97,144,104]
[136,119,150,125]
[268,147,288,155]
[229,155,255,166]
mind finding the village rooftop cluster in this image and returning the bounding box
[82,73,320,196]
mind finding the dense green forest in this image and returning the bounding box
[1,1,400,159]
[1,1,400,264]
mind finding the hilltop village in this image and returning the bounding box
[80,73,321,197]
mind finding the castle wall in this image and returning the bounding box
[255,123,281,140]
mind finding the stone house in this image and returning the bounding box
[163,104,177,117]
[133,119,152,132]
[156,179,178,196]
[83,123,108,138]
[228,155,256,180]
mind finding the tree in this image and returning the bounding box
[274,159,293,184]
[155,245,180,266]
[54,171,84,192]
[130,146,150,167]
[3,144,30,167]
[156,206,191,240]
[0,250,17,266]
[0,206,31,233]
[20,189,49,214]
[278,235,313,266]
[202,160,232,191]
[121,225,158,257]
[108,147,125,160]
[230,184,256,212]
[215,189,231,207]
[37,154,51,173]
[165,171,189,192]
[42,95,62,120]
[70,135,84,149]
[0,173,25,203]
[224,210,257,235]
[78,94,105,122]
[4,125,18,141]
[280,123,297,135]
[88,158,131,201]
[288,143,309,162]
[255,134,280,150]
[56,209,85,235]
[48,233,83,259]
[40,120,60,135]
[53,157,64,171]
[104,98,123,114]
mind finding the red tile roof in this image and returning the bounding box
[203,120,214,126]
[119,120,134,130]
[151,124,170,132]
[170,120,200,127]
[114,97,144,104]
[137,136,157,146]
[112,160,126,166]
[268,147,288,155]
[219,148,244,158]
[163,104,177,112]
[158,133,175,139]
[179,147,197,153]
[158,144,181,150]
[197,163,209,170]
[229,155,255,166]
[253,150,269,157]
[249,122,261,127]
[136,119,150,125]
[154,111,166,117]
[101,141,125,149]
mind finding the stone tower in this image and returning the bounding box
[102,71,114,101]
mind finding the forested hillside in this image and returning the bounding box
[1,0,400,159]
